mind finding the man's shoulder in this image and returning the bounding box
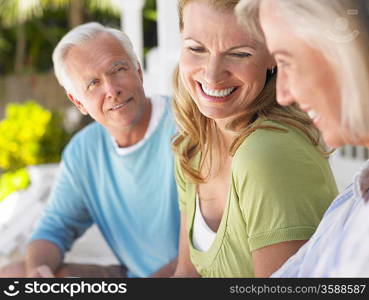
[72,121,104,140]
[150,94,172,112]
[149,94,177,133]
[64,122,105,153]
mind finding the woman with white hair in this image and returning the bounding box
[236,0,369,276]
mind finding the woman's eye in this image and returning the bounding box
[188,47,205,53]
[230,52,251,58]
[276,60,290,69]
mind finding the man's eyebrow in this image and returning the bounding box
[106,60,129,74]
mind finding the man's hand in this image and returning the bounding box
[27,265,55,278]
[25,240,62,277]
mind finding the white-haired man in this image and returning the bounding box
[0,22,179,278]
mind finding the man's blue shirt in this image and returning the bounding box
[30,95,180,277]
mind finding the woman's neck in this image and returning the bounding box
[214,119,239,152]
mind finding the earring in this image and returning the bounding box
[270,67,276,75]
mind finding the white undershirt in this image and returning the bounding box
[192,194,217,252]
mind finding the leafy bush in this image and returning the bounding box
[0,168,30,201]
[0,100,70,201]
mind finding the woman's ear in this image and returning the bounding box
[268,56,277,71]
[67,93,88,115]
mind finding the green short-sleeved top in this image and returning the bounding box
[175,119,338,277]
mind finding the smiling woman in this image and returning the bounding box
[236,0,369,277]
[171,0,338,278]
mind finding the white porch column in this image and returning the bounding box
[155,0,181,94]
[120,0,145,65]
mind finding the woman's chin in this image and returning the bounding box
[323,132,346,149]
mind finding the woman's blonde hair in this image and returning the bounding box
[236,0,369,142]
[173,0,322,183]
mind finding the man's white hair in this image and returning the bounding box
[52,22,139,96]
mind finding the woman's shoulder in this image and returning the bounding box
[233,119,317,165]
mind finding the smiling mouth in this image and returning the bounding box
[109,97,133,111]
[307,109,317,119]
[199,82,237,98]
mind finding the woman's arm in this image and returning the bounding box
[149,258,178,277]
[252,239,307,277]
[172,213,200,277]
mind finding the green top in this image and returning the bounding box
[175,119,338,277]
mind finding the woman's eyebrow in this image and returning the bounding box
[271,49,293,57]
[228,44,257,51]
[183,37,204,43]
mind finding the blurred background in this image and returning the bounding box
[0,0,366,269]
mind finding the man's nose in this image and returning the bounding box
[276,71,294,106]
[105,80,121,99]
[202,56,229,85]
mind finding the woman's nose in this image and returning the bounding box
[202,56,229,85]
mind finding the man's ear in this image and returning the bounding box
[67,93,88,115]
[137,62,143,83]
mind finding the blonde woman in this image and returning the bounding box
[172,0,338,277]
[236,0,369,276]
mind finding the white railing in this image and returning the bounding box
[330,146,368,192]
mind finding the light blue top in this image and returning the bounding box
[272,159,369,277]
[30,95,180,278]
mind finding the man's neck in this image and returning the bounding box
[110,97,152,148]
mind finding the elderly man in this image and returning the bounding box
[0,22,179,278]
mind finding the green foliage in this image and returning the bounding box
[143,0,157,65]
[0,100,70,201]
[0,100,70,170]
[0,0,157,74]
[0,168,30,201]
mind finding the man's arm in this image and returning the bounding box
[25,240,63,277]
[149,257,178,278]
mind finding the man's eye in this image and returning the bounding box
[88,79,99,89]
[115,67,126,72]
[229,52,251,58]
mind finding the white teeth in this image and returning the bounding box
[307,109,317,120]
[110,98,132,111]
[201,84,235,98]
[111,103,125,110]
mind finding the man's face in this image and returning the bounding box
[65,33,146,132]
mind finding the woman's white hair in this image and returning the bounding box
[52,22,139,96]
[236,0,369,141]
